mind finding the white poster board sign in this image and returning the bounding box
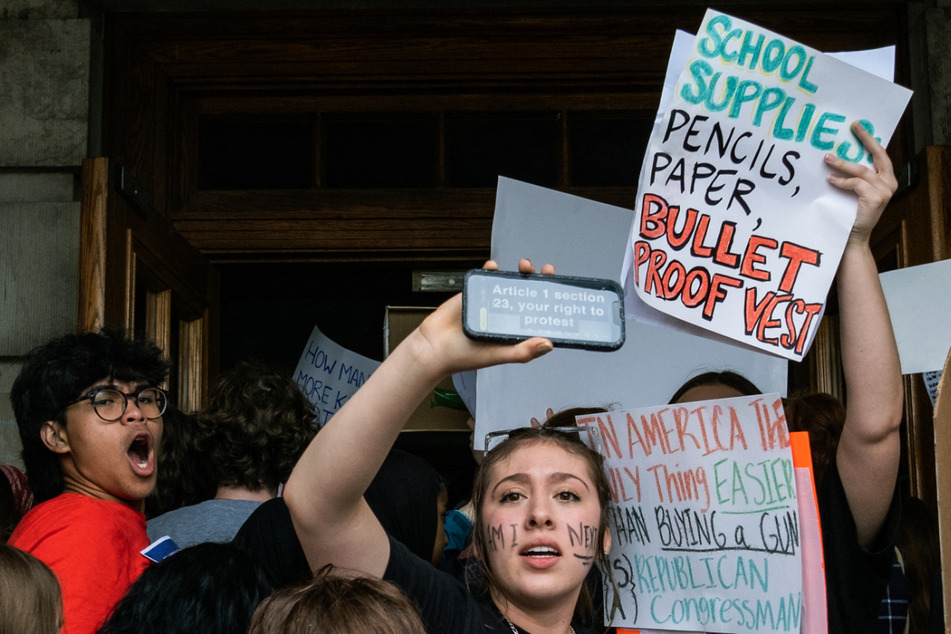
[472,178,786,445]
[579,394,803,633]
[293,324,381,425]
[623,9,912,361]
[879,258,951,375]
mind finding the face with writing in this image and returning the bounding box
[480,439,606,611]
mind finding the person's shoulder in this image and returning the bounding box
[10,494,146,564]
[10,493,90,537]
[148,500,212,525]
[49,494,148,544]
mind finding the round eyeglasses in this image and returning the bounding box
[67,387,168,422]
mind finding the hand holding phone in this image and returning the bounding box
[462,269,625,351]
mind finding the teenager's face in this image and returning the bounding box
[53,378,162,510]
[480,440,603,611]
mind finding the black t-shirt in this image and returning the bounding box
[384,534,601,634]
[232,448,444,589]
[819,458,901,634]
[232,496,312,589]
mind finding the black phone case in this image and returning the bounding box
[461,269,625,351]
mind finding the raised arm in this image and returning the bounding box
[283,259,554,577]
[825,122,904,548]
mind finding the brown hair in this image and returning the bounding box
[0,544,63,634]
[781,392,845,482]
[470,410,612,623]
[198,360,317,491]
[247,565,426,634]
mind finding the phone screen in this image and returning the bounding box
[462,269,625,351]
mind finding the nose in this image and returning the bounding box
[121,394,147,424]
[526,496,554,529]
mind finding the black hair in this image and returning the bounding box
[145,406,216,519]
[0,475,16,543]
[668,370,762,404]
[11,330,170,503]
[97,542,272,634]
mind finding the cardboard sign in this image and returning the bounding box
[293,324,381,425]
[579,394,803,633]
[932,347,951,627]
[623,10,912,361]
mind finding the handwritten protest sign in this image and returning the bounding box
[623,10,912,361]
[293,324,380,425]
[578,394,802,633]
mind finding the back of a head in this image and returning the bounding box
[146,406,217,518]
[364,449,446,564]
[0,544,63,634]
[98,542,272,634]
[11,330,169,503]
[198,359,317,491]
[782,392,845,480]
[248,567,426,634]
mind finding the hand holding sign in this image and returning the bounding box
[825,120,898,245]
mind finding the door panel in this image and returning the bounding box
[80,157,219,413]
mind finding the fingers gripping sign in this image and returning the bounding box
[825,121,898,243]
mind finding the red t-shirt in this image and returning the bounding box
[10,493,151,634]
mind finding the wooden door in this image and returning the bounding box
[79,157,220,414]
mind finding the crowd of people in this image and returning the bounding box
[0,123,943,633]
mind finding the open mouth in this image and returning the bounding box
[521,545,560,558]
[128,433,153,474]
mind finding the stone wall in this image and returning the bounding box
[0,1,88,468]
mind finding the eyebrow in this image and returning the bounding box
[83,382,151,394]
[491,472,591,496]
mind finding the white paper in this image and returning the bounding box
[293,324,381,426]
[879,258,951,374]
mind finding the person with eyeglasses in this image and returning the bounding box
[8,329,170,634]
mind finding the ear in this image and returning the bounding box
[40,420,71,454]
[602,526,612,557]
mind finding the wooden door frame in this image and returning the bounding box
[79,157,220,413]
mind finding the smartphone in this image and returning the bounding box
[462,269,625,351]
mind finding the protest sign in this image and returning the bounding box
[472,177,787,446]
[579,394,803,633]
[293,324,381,425]
[624,10,912,361]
